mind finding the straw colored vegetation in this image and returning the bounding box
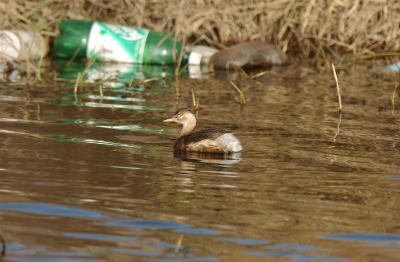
[0,0,399,61]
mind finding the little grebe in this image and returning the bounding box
[163,108,242,153]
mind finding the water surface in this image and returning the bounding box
[0,62,399,261]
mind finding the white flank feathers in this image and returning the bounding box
[215,133,243,152]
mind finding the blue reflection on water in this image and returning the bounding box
[145,257,218,262]
[0,202,107,219]
[245,250,298,257]
[111,248,217,261]
[12,258,102,262]
[112,248,162,257]
[175,228,220,235]
[106,219,220,235]
[244,242,339,261]
[217,237,267,246]
[290,255,348,262]
[320,233,400,242]
[64,233,138,243]
[8,242,99,262]
[106,219,187,230]
[270,243,326,251]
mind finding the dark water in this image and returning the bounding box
[0,61,399,261]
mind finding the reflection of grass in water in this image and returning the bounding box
[111,165,141,171]
[55,119,164,134]
[52,135,140,148]
[69,73,165,91]
[97,124,163,134]
[60,85,147,94]
[59,92,146,102]
[56,99,164,111]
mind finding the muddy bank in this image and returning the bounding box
[1,0,399,61]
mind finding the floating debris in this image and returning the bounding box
[0,30,48,61]
[0,61,21,82]
[209,42,287,70]
[384,61,400,72]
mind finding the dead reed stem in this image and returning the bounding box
[175,234,184,253]
[251,70,269,79]
[230,81,246,105]
[392,73,400,114]
[331,63,343,113]
[391,84,398,114]
[333,112,342,142]
[99,83,103,97]
[73,72,83,94]
[191,86,199,110]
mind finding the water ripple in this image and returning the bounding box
[0,202,107,219]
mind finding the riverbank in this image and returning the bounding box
[1,0,399,62]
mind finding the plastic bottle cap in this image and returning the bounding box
[187,45,218,65]
[188,52,202,65]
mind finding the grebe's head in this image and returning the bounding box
[163,108,195,125]
[163,108,197,136]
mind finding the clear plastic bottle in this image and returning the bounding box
[0,30,48,61]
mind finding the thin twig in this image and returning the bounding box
[230,81,246,105]
[392,70,400,114]
[331,63,343,112]
[128,77,161,88]
[175,235,183,253]
[128,76,135,88]
[99,82,104,97]
[74,72,83,94]
[191,86,200,110]
[251,70,269,79]
[174,77,181,98]
[391,83,399,115]
[333,112,342,142]
[235,65,250,78]
[36,54,44,81]
[143,77,161,84]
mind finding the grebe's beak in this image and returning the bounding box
[163,117,177,123]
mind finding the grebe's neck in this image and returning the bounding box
[180,114,197,136]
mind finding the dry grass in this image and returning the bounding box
[0,0,399,62]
